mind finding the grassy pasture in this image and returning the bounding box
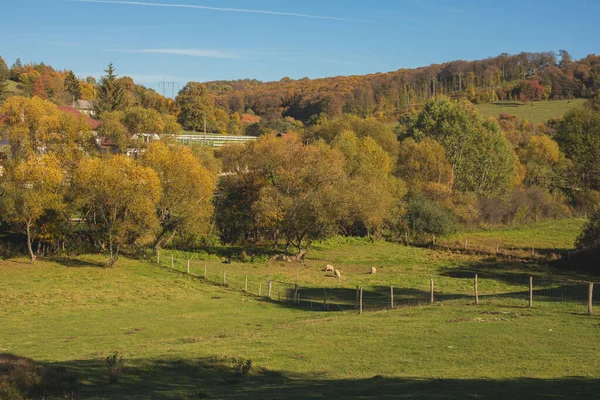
[476,99,585,124]
[2,79,25,97]
[1,219,599,399]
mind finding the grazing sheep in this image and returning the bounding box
[370,267,377,274]
[325,264,334,272]
[334,269,341,279]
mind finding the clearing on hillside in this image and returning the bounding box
[476,99,586,123]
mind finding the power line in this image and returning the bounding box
[159,80,178,98]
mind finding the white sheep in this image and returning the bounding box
[325,264,334,272]
[370,267,377,274]
[334,269,341,279]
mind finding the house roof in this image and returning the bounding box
[57,106,101,129]
[74,99,94,110]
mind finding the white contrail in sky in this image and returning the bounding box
[104,48,242,58]
[70,0,371,22]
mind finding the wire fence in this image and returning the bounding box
[431,238,571,263]
[157,255,598,316]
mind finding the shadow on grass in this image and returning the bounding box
[46,256,105,268]
[34,356,600,399]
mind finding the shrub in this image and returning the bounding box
[106,352,125,384]
[478,187,570,224]
[575,211,600,249]
[403,195,458,239]
[0,353,78,398]
[231,358,252,375]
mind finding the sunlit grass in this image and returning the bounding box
[1,218,598,399]
[476,99,586,123]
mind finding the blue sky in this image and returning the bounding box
[1,0,599,95]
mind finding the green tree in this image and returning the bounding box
[555,106,600,190]
[94,63,127,117]
[140,142,217,253]
[72,155,161,267]
[575,210,600,249]
[64,71,81,100]
[403,194,458,240]
[0,154,64,263]
[399,98,517,197]
[9,58,22,81]
[175,82,215,132]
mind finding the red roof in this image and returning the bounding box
[57,106,101,129]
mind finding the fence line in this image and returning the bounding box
[158,256,598,316]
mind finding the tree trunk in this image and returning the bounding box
[153,230,177,255]
[26,223,36,264]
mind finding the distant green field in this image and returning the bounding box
[476,99,586,124]
[3,79,25,97]
[1,218,599,399]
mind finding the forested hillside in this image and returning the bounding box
[202,51,600,124]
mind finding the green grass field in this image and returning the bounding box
[1,219,599,399]
[2,80,25,97]
[476,99,586,124]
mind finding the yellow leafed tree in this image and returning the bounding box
[140,142,217,253]
[0,154,64,263]
[72,155,161,267]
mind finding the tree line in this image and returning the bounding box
[2,94,600,264]
[2,55,600,264]
[197,50,600,126]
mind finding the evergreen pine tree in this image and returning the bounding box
[94,63,126,117]
[64,71,82,101]
[9,57,22,80]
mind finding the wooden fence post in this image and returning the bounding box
[529,276,533,308]
[474,274,479,305]
[244,275,248,292]
[259,283,262,296]
[297,291,301,306]
[464,240,468,251]
[294,284,298,304]
[268,280,272,299]
[359,287,363,314]
[204,263,207,279]
[187,259,190,274]
[496,243,499,254]
[531,247,535,257]
[157,249,160,264]
[390,286,394,309]
[432,235,436,247]
[589,283,594,316]
[171,255,174,268]
[430,278,434,304]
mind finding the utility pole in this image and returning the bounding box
[159,80,177,98]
